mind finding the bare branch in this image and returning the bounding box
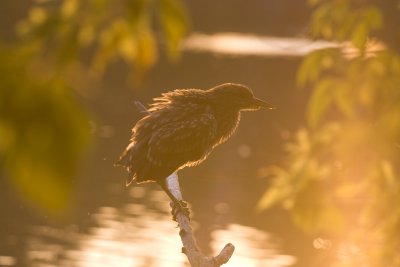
[166,173,235,267]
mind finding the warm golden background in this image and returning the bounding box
[1,1,400,266]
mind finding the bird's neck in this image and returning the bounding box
[211,106,241,145]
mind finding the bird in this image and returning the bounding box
[115,83,274,218]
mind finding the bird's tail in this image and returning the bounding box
[115,142,134,167]
[125,171,136,186]
[115,143,136,186]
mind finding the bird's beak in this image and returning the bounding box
[252,97,276,110]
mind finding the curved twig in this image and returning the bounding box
[167,173,235,267]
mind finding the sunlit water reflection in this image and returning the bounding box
[183,32,384,58]
[9,186,297,267]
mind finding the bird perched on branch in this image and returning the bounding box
[116,83,274,217]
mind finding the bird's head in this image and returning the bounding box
[207,83,275,111]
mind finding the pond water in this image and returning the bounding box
[3,185,297,267]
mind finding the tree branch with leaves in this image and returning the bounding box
[258,1,400,266]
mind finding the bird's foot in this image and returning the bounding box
[171,200,190,221]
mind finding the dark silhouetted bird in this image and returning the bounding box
[116,83,273,217]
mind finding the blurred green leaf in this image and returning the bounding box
[257,166,291,211]
[351,21,368,50]
[297,49,338,87]
[307,78,335,127]
[309,0,382,49]
[310,3,333,38]
[18,0,190,78]
[92,19,131,72]
[61,0,78,18]
[334,81,355,119]
[134,26,157,73]
[158,0,189,59]
[362,6,383,29]
[291,180,344,233]
[0,47,90,216]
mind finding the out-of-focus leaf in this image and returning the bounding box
[310,1,382,48]
[336,12,356,41]
[307,78,335,127]
[158,0,189,59]
[351,22,368,50]
[257,183,289,211]
[310,4,332,38]
[118,34,138,62]
[134,27,157,73]
[366,56,386,77]
[126,0,149,24]
[92,19,130,72]
[297,51,323,87]
[292,181,344,233]
[362,6,383,29]
[58,26,79,65]
[297,49,337,87]
[61,0,78,18]
[78,24,95,46]
[334,81,355,119]
[379,161,396,188]
[0,47,90,217]
[256,166,291,211]
[28,7,47,26]
[18,0,190,78]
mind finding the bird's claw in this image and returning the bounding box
[171,200,190,221]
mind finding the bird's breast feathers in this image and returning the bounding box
[139,105,218,167]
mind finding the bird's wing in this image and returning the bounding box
[147,110,217,168]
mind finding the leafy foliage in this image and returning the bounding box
[309,0,382,50]
[17,0,189,75]
[1,0,189,217]
[0,46,89,215]
[259,0,400,266]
